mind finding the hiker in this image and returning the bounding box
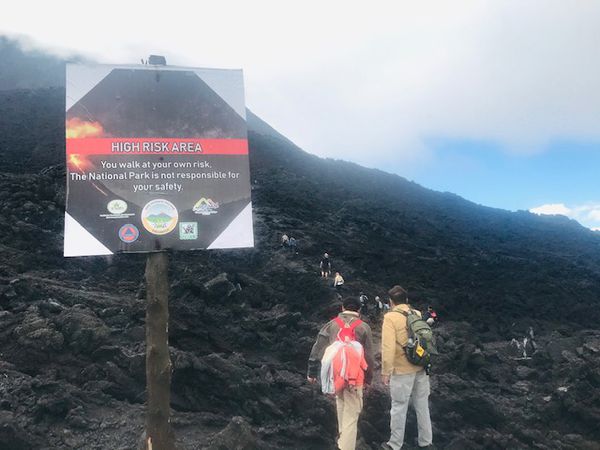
[333,272,345,296]
[509,338,526,358]
[307,297,375,450]
[381,285,434,450]
[289,236,298,254]
[382,297,390,312]
[320,253,332,278]
[359,292,369,315]
[375,296,384,314]
[422,306,438,326]
[528,326,538,354]
[281,233,289,247]
[509,327,537,359]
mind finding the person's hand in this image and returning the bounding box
[381,374,390,386]
[307,376,317,384]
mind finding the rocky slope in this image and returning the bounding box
[1,36,600,449]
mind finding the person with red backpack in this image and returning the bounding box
[307,297,375,450]
[421,306,438,326]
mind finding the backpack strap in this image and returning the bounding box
[393,307,416,318]
[348,319,363,331]
[334,317,363,330]
[334,317,362,343]
[334,317,346,328]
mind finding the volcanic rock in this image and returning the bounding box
[0,37,599,449]
[204,416,257,450]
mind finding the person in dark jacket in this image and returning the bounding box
[359,292,368,314]
[422,306,438,326]
[307,297,375,450]
[289,236,298,254]
[320,252,332,278]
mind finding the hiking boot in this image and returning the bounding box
[418,445,436,449]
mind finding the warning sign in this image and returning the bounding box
[64,63,254,256]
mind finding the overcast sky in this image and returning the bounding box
[2,1,599,229]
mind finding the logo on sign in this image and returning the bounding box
[107,199,128,214]
[179,222,198,240]
[101,199,134,220]
[118,224,139,243]
[192,198,219,216]
[141,199,178,235]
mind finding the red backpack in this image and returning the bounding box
[331,318,367,392]
[321,317,369,394]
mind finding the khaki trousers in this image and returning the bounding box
[335,387,363,450]
[387,371,432,449]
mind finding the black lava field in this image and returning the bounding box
[1,38,599,449]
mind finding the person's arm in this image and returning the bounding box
[361,325,375,385]
[381,314,396,384]
[307,322,331,381]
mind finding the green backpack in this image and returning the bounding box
[397,309,438,369]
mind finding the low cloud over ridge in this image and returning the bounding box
[1,1,599,167]
[530,203,600,230]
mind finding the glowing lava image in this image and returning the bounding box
[66,118,106,138]
[67,153,91,171]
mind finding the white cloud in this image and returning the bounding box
[530,204,572,216]
[587,209,600,222]
[530,203,600,230]
[1,0,599,170]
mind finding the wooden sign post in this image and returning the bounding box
[145,251,175,449]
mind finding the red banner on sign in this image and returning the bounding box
[66,138,248,155]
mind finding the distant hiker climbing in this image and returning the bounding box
[288,236,298,254]
[307,297,375,450]
[380,285,435,450]
[380,296,391,312]
[359,292,369,315]
[422,306,438,326]
[281,233,289,247]
[509,327,538,359]
[333,272,345,296]
[320,252,332,278]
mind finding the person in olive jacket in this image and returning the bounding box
[307,297,375,450]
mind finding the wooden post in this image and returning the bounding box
[145,251,176,450]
